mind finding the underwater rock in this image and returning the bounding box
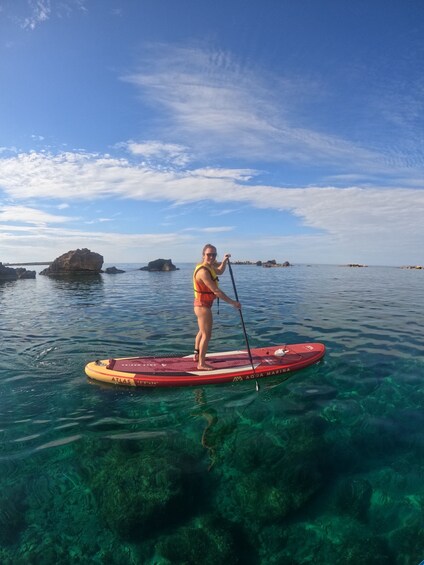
[0,483,27,545]
[367,464,424,540]
[215,426,326,529]
[155,515,239,565]
[389,520,424,565]
[260,517,392,565]
[286,382,338,401]
[334,477,373,522]
[90,448,184,540]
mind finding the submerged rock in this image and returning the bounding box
[0,483,27,545]
[140,258,178,271]
[335,477,373,522]
[259,517,392,564]
[89,447,184,539]
[40,248,103,276]
[215,416,328,530]
[155,515,238,565]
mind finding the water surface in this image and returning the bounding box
[1,264,423,564]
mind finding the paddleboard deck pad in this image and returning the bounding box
[85,342,325,387]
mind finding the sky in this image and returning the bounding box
[1,0,424,266]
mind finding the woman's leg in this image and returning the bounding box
[194,329,201,361]
[194,306,213,369]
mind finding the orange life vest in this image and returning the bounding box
[193,263,219,307]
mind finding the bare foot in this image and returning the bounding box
[197,363,214,371]
[194,349,199,362]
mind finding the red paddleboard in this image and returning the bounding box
[85,343,325,387]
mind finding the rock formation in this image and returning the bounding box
[105,266,125,274]
[0,263,36,281]
[140,259,178,272]
[40,248,103,276]
[14,268,36,279]
[0,263,18,281]
[233,259,292,267]
[262,260,291,268]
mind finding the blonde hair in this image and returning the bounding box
[202,243,216,254]
[201,244,217,262]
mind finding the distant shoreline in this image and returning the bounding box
[4,262,52,266]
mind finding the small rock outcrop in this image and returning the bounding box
[140,259,178,272]
[40,248,103,276]
[0,263,36,281]
[105,266,125,274]
[233,259,292,267]
[0,263,18,281]
[262,259,291,268]
[15,268,36,279]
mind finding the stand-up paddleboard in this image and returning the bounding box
[85,342,325,387]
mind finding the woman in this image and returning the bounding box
[193,244,241,370]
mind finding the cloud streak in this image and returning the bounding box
[123,45,424,181]
[18,0,87,30]
[1,149,423,264]
[0,204,73,225]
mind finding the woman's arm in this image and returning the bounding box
[214,253,231,276]
[197,268,241,309]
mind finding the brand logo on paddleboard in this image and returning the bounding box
[111,377,133,385]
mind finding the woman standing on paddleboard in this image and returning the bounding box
[193,244,241,370]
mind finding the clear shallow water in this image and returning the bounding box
[1,263,423,564]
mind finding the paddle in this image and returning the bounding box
[227,259,259,392]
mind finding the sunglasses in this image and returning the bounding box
[205,252,217,257]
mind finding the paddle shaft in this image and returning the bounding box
[227,259,257,377]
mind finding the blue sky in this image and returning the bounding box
[1,0,423,266]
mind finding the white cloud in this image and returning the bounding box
[0,224,194,263]
[190,168,255,181]
[18,0,87,31]
[123,45,412,177]
[0,152,424,262]
[121,45,424,186]
[127,141,190,166]
[22,0,52,30]
[0,204,74,225]
[0,146,18,155]
[183,226,234,233]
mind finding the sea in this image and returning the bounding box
[0,263,423,565]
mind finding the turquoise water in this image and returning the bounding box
[1,264,423,564]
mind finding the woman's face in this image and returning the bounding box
[203,247,217,264]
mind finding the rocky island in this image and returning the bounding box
[0,263,36,281]
[140,259,178,272]
[232,259,291,267]
[40,248,103,276]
